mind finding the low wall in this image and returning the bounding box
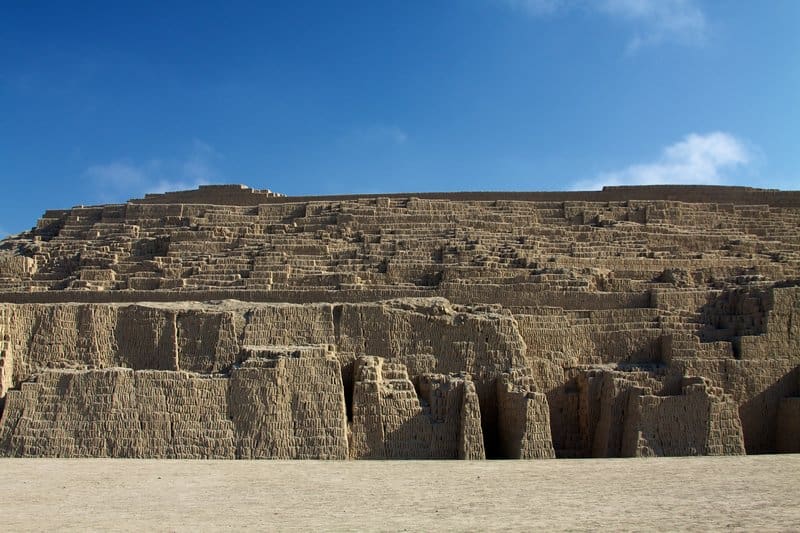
[0,351,349,459]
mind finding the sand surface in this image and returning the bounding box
[2,455,798,532]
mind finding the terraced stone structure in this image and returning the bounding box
[0,183,799,458]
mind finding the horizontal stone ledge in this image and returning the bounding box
[0,286,653,309]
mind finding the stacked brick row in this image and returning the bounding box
[2,191,799,297]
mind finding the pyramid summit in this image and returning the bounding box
[0,184,798,458]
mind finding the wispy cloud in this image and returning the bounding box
[572,131,752,190]
[85,139,222,202]
[340,125,408,147]
[180,140,221,183]
[600,0,706,52]
[499,0,708,51]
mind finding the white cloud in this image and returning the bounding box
[498,0,708,51]
[85,139,221,202]
[572,131,752,190]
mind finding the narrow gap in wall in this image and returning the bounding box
[332,304,342,345]
[341,360,354,423]
[477,377,505,459]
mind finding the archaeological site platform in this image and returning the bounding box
[0,183,799,459]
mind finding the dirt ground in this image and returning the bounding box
[1,455,798,531]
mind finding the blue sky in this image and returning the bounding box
[2,0,799,236]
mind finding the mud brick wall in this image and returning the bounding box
[229,355,348,459]
[0,300,524,387]
[576,369,663,458]
[0,306,12,398]
[349,356,487,459]
[668,359,799,453]
[0,369,235,458]
[458,379,486,459]
[496,369,556,459]
[621,378,745,457]
[0,358,349,459]
[349,356,433,459]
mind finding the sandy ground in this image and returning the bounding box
[1,455,798,532]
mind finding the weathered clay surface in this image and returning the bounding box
[0,184,798,458]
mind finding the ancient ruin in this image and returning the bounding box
[0,183,798,458]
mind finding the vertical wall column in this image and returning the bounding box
[0,305,12,399]
[496,369,556,459]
